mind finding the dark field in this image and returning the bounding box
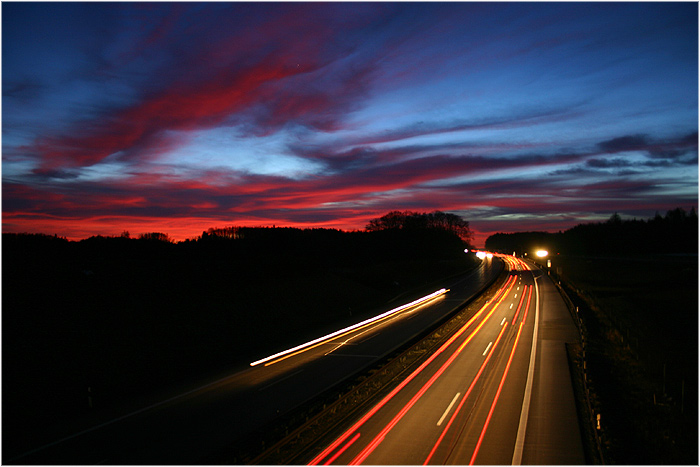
[548,254,698,464]
[3,230,477,454]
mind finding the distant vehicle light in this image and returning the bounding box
[486,253,493,259]
[476,251,486,259]
[535,250,548,257]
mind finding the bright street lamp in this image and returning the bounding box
[535,250,548,258]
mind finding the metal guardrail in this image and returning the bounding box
[249,266,508,464]
[216,260,507,464]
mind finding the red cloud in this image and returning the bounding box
[30,4,384,175]
[33,60,312,173]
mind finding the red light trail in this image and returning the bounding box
[308,274,517,465]
[309,255,540,465]
[469,321,525,464]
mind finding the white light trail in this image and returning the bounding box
[249,288,449,366]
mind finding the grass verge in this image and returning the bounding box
[550,255,697,464]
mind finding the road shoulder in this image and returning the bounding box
[521,272,585,464]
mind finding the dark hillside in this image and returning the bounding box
[3,227,476,451]
[554,255,697,464]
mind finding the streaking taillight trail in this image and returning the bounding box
[309,255,537,465]
[422,282,532,464]
[422,317,510,464]
[469,321,525,465]
[309,274,518,465]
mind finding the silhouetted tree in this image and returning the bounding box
[366,210,473,244]
[204,226,243,239]
[607,212,622,225]
[427,211,473,243]
[485,207,698,255]
[366,210,411,231]
[138,232,171,242]
[485,231,559,255]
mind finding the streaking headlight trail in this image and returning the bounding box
[249,288,449,367]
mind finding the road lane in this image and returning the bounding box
[307,255,546,465]
[7,257,503,464]
[305,256,586,465]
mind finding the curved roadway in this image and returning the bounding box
[306,256,585,465]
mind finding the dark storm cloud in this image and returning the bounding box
[586,158,633,169]
[598,135,650,153]
[597,132,698,162]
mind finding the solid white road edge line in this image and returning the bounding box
[512,275,540,465]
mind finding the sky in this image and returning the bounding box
[2,2,698,247]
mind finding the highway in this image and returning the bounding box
[6,257,502,464]
[306,255,585,465]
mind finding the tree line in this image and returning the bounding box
[2,210,476,438]
[365,210,473,243]
[3,210,474,268]
[485,207,698,255]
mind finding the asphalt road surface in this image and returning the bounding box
[6,258,502,464]
[307,256,585,465]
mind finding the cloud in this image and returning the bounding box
[347,105,585,148]
[11,130,692,235]
[24,4,393,174]
[3,3,697,244]
[597,132,698,162]
[2,81,44,100]
[31,60,314,173]
[598,135,649,153]
[548,131,698,178]
[586,157,633,169]
[648,131,698,161]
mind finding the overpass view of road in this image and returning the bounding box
[8,253,588,465]
[9,257,510,464]
[303,255,584,465]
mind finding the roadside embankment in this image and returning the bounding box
[543,254,697,464]
[2,230,478,456]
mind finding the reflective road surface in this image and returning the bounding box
[307,255,585,465]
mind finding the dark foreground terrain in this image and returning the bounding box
[549,254,697,464]
[485,207,698,464]
[3,228,477,455]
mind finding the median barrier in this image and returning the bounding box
[206,259,507,464]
